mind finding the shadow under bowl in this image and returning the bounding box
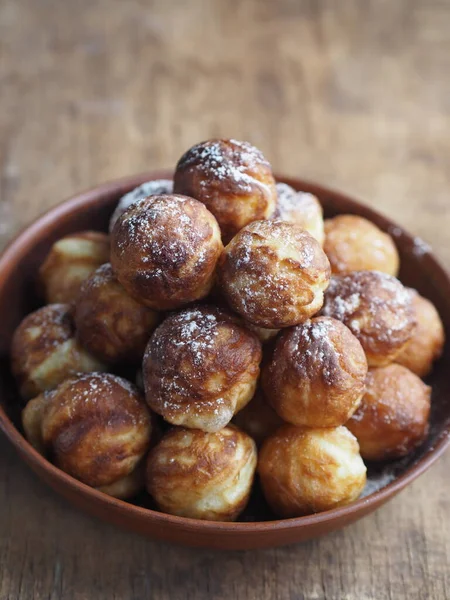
[0,171,449,550]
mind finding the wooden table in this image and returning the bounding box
[1,1,449,598]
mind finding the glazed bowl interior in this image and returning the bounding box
[0,170,449,549]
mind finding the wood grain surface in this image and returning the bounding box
[1,1,449,598]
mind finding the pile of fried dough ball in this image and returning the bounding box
[13,139,445,522]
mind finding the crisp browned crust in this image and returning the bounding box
[273,183,324,246]
[219,220,331,328]
[110,194,223,310]
[258,425,366,518]
[395,289,445,377]
[346,364,431,461]
[173,139,277,242]
[143,305,262,432]
[38,231,110,304]
[146,425,257,521]
[232,387,284,446]
[11,304,106,400]
[41,373,152,487]
[75,263,159,363]
[324,215,399,276]
[262,317,368,427]
[321,271,416,366]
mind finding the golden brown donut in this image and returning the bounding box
[110,194,223,310]
[324,215,399,276]
[39,231,110,304]
[262,317,367,427]
[232,388,284,446]
[395,289,445,377]
[258,425,366,517]
[173,139,277,242]
[346,364,431,461]
[37,373,151,488]
[219,219,331,329]
[143,305,262,432]
[321,271,416,367]
[109,179,173,232]
[21,389,147,500]
[11,304,106,400]
[146,425,257,521]
[74,263,159,363]
[273,183,324,246]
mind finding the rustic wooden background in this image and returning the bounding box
[1,1,449,598]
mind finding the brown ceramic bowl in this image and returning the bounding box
[0,171,449,550]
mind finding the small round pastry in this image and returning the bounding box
[321,271,416,367]
[233,388,284,446]
[110,194,223,310]
[143,305,262,432]
[96,463,146,499]
[21,392,52,454]
[11,304,106,400]
[173,139,277,242]
[109,179,173,232]
[346,364,431,461]
[273,183,324,246]
[40,373,151,488]
[395,289,445,377]
[262,317,367,427]
[146,425,257,521]
[258,425,367,517]
[323,215,400,276]
[39,231,110,304]
[219,219,331,329]
[74,263,159,363]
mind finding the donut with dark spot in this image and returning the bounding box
[143,305,262,432]
[36,373,151,488]
[262,317,367,427]
[321,271,416,366]
[174,139,277,242]
[111,194,223,310]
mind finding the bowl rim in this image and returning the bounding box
[0,171,449,534]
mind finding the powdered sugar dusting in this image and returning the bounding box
[275,183,321,217]
[65,371,139,398]
[286,317,351,385]
[109,179,173,232]
[150,307,220,366]
[177,139,270,193]
[361,466,397,497]
[322,271,413,343]
[114,195,214,282]
[412,236,432,258]
[143,305,258,431]
[82,262,114,289]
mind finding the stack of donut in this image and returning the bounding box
[13,139,445,521]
